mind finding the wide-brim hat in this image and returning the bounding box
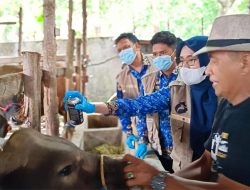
[194,14,250,55]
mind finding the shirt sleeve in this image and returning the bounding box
[158,110,173,150]
[118,116,132,134]
[136,114,148,143]
[116,82,133,134]
[114,86,170,117]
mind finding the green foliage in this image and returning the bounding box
[36,9,44,24]
[0,0,249,42]
[238,0,249,12]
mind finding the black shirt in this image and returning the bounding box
[205,98,250,186]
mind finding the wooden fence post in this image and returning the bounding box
[65,29,75,89]
[43,0,59,136]
[22,51,41,131]
[65,0,74,91]
[18,7,23,57]
[81,0,88,95]
[76,38,82,91]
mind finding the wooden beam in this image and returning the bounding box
[0,55,72,65]
[65,0,74,91]
[0,57,22,65]
[0,22,16,25]
[43,0,59,136]
[18,7,23,56]
[81,0,88,94]
[76,38,82,91]
[22,51,41,131]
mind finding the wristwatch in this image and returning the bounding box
[151,171,169,190]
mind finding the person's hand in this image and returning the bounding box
[74,101,96,113]
[63,91,96,113]
[123,154,160,188]
[126,134,138,149]
[135,143,147,159]
[63,91,84,111]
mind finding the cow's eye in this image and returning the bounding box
[58,164,74,177]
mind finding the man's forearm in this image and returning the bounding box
[93,102,110,115]
[166,174,250,190]
[166,175,218,190]
[161,151,216,190]
[174,150,212,181]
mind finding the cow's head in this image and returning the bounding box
[0,94,26,135]
[0,128,127,190]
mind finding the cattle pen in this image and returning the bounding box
[0,0,88,136]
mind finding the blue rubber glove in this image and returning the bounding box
[75,102,96,113]
[64,91,96,113]
[135,143,147,159]
[64,91,84,111]
[126,134,138,149]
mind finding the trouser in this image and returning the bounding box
[154,150,174,173]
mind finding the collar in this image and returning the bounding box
[142,53,152,66]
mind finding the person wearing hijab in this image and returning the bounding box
[170,36,217,171]
[63,36,217,171]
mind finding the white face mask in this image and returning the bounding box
[179,66,207,85]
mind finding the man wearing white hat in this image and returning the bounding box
[123,14,250,190]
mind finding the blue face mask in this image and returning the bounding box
[118,47,137,65]
[152,55,173,71]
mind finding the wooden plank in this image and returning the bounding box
[0,55,74,65]
[0,72,23,101]
[0,57,22,65]
[0,22,16,25]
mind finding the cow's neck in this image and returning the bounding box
[101,155,128,190]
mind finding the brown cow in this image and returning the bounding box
[87,114,118,128]
[0,115,11,138]
[0,128,128,190]
[0,94,24,137]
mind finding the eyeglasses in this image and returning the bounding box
[178,57,198,68]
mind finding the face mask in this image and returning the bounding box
[118,47,137,65]
[152,55,173,71]
[179,66,207,85]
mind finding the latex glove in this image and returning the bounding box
[135,143,147,159]
[63,91,84,111]
[126,134,138,149]
[64,91,96,113]
[75,101,96,113]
